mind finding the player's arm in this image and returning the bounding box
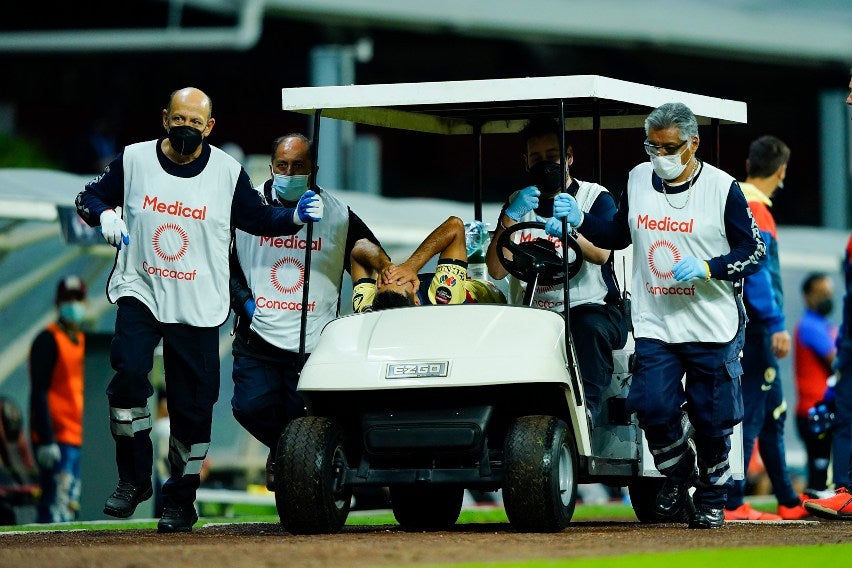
[350,239,393,281]
[349,240,387,313]
[384,216,467,286]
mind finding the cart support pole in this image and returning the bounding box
[559,99,583,407]
[592,99,602,184]
[473,121,483,222]
[710,118,720,166]
[299,109,323,365]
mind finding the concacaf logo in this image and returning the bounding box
[152,223,189,262]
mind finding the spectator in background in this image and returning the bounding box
[805,74,852,520]
[28,276,87,523]
[0,397,39,525]
[723,135,809,521]
[794,272,837,497]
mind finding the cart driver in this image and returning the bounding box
[485,117,627,424]
[352,216,505,311]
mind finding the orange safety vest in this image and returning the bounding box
[32,322,85,447]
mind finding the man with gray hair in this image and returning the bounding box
[547,102,765,528]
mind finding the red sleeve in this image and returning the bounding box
[747,200,777,238]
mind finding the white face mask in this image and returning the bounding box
[650,144,690,181]
[272,173,310,202]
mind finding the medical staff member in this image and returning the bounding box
[75,87,323,533]
[229,133,389,490]
[550,102,765,529]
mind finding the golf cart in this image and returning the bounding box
[275,75,747,534]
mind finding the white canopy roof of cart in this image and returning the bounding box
[281,75,747,135]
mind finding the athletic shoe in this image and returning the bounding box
[804,487,836,500]
[689,505,724,529]
[103,480,153,518]
[655,479,690,518]
[723,502,782,521]
[158,501,199,533]
[804,487,852,520]
[777,498,812,520]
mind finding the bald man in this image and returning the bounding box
[75,87,324,533]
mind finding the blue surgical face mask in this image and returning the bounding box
[59,301,86,325]
[272,173,310,202]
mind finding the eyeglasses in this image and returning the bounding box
[643,138,687,157]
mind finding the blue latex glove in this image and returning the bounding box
[553,193,583,227]
[505,186,540,221]
[99,207,130,250]
[294,190,324,224]
[544,216,563,239]
[672,257,708,281]
[244,298,256,318]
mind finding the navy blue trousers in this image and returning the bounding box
[231,352,307,449]
[108,297,220,505]
[569,303,627,421]
[629,328,744,507]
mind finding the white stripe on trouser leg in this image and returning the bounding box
[653,427,690,455]
[702,457,732,486]
[169,436,210,476]
[657,447,690,471]
[109,406,153,437]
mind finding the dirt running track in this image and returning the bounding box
[1,520,850,568]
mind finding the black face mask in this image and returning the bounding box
[168,125,204,156]
[529,160,563,196]
[815,299,833,316]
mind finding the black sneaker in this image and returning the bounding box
[158,502,198,533]
[655,479,689,518]
[689,504,724,529]
[103,480,153,518]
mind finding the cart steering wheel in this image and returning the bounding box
[495,220,583,286]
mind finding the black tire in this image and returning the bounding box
[627,477,665,523]
[503,415,577,532]
[628,477,691,523]
[275,416,352,535]
[390,485,464,530]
